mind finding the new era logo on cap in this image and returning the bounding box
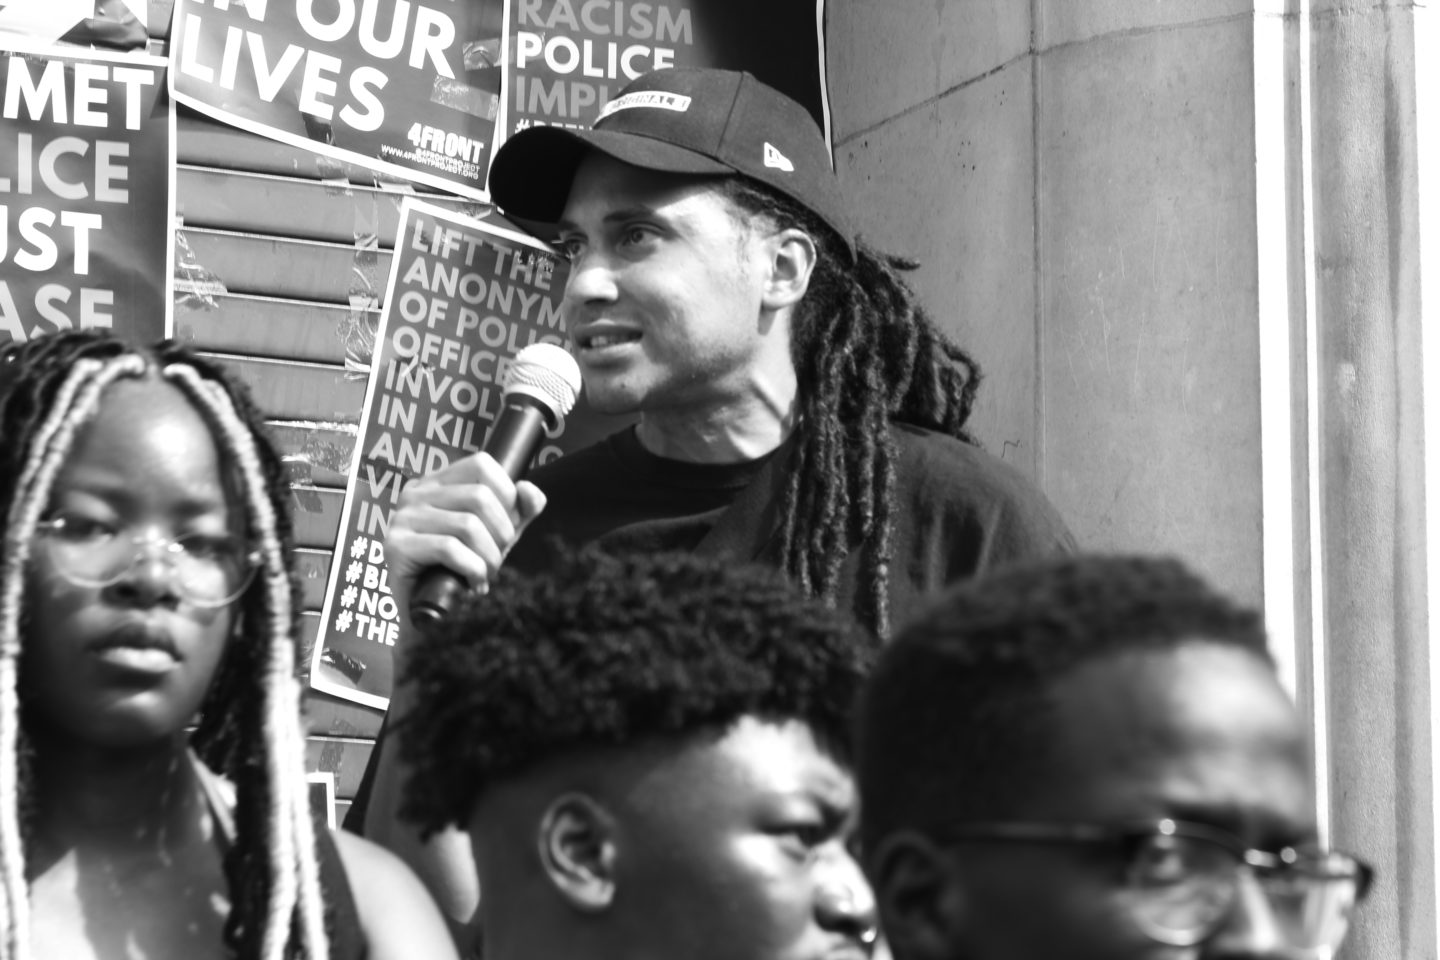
[763,142,794,172]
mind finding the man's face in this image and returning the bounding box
[883,642,1318,960]
[555,153,791,418]
[614,716,877,960]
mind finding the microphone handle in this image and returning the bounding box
[485,396,551,478]
[408,397,552,631]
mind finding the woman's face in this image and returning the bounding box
[24,377,245,748]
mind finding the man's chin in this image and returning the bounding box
[582,382,647,417]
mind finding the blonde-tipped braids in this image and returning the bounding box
[0,331,329,960]
[0,353,144,958]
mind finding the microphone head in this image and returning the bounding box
[503,343,583,423]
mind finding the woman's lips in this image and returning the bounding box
[92,645,179,675]
[89,622,180,676]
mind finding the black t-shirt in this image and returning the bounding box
[508,426,781,563]
[508,423,1075,627]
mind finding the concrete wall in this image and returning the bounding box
[828,4,1435,957]
[1308,4,1432,956]
[830,1,1265,605]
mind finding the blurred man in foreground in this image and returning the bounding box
[395,547,879,960]
[857,555,1372,960]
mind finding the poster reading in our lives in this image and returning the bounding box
[310,198,620,709]
[0,44,174,346]
[169,0,509,201]
[508,0,833,141]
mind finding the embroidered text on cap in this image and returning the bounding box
[763,142,794,173]
[596,91,693,124]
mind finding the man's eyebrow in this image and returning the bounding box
[556,205,667,233]
[1159,800,1318,846]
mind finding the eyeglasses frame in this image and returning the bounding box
[926,817,1373,948]
[34,515,262,609]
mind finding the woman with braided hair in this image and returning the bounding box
[0,330,456,960]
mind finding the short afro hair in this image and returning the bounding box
[856,554,1271,852]
[399,546,876,836]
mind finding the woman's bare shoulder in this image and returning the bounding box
[332,830,463,960]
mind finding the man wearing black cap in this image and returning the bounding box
[360,66,1073,947]
[389,66,1073,641]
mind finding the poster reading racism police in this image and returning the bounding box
[169,0,508,201]
[0,43,173,346]
[310,198,620,709]
[509,0,833,142]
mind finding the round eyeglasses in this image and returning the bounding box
[933,819,1372,951]
[35,514,260,608]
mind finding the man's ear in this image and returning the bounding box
[537,793,618,912]
[759,227,818,311]
[868,832,970,960]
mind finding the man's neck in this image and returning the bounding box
[634,373,797,464]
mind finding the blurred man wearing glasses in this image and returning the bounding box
[856,554,1371,960]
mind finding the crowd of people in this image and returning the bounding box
[0,65,1371,960]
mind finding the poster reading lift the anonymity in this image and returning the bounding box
[0,43,173,345]
[169,0,509,200]
[310,198,620,709]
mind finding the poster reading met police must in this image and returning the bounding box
[310,198,621,709]
[0,44,173,346]
[169,0,509,201]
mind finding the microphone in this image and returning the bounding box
[408,342,583,629]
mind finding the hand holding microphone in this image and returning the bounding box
[398,343,582,631]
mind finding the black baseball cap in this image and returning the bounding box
[488,67,855,261]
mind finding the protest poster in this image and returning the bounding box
[0,42,173,346]
[0,0,149,51]
[508,0,833,143]
[310,197,622,709]
[169,0,509,201]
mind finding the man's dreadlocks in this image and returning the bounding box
[720,178,984,638]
